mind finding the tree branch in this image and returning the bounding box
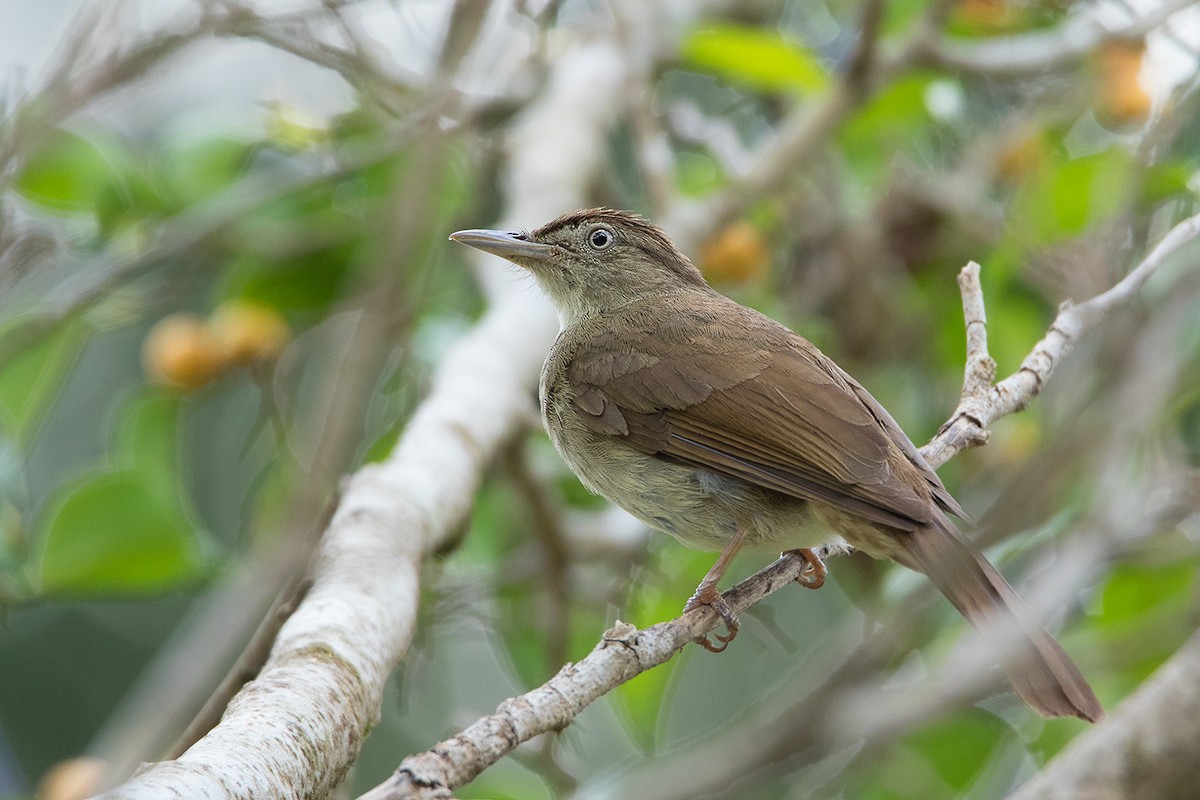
[921,210,1200,467]
[357,556,809,800]
[361,207,1200,797]
[92,2,648,796]
[1008,630,1200,800]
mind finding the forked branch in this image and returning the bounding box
[357,210,1200,800]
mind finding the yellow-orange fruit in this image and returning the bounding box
[996,130,1049,185]
[37,757,105,800]
[211,301,291,365]
[142,314,226,392]
[699,220,769,285]
[1098,39,1151,124]
[953,0,1021,33]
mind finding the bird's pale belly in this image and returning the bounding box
[551,423,836,554]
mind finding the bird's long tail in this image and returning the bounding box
[899,517,1103,722]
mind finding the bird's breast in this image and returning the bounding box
[540,351,830,553]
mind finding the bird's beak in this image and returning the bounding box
[449,229,557,264]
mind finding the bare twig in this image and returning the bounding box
[844,0,888,93]
[922,210,1200,467]
[357,556,809,800]
[207,0,417,112]
[0,8,208,189]
[364,206,1200,797]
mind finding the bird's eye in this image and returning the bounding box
[588,228,614,250]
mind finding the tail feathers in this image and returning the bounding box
[901,518,1103,722]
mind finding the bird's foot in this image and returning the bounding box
[683,583,740,653]
[788,547,827,590]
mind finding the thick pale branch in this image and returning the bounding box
[96,292,553,800]
[96,8,646,798]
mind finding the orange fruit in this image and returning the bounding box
[210,301,290,366]
[142,314,225,391]
[700,220,769,284]
[1098,39,1151,124]
[996,130,1049,185]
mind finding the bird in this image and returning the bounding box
[449,208,1102,722]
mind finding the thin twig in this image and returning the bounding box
[922,210,1200,467]
[357,554,809,800]
[362,205,1200,797]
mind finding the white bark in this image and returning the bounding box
[98,274,554,800]
[93,4,652,796]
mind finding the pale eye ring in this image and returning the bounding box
[588,227,614,250]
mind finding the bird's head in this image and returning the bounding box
[450,208,709,324]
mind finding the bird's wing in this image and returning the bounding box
[566,302,937,531]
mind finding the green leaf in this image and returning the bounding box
[1096,559,1197,630]
[983,288,1052,376]
[1014,147,1135,245]
[163,136,257,206]
[840,74,937,188]
[0,319,88,443]
[683,24,829,93]
[1030,716,1084,763]
[615,545,712,750]
[904,710,1008,791]
[848,710,1011,799]
[117,391,182,496]
[222,246,356,317]
[94,163,169,238]
[15,129,128,212]
[1140,160,1194,207]
[37,470,204,597]
[614,650,675,751]
[675,150,725,196]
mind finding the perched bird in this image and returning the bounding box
[450,209,1101,722]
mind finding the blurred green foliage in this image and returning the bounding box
[683,24,830,94]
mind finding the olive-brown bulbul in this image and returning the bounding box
[451,208,1101,722]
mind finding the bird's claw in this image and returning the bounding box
[791,547,828,590]
[684,585,740,653]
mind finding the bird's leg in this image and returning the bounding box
[786,547,827,589]
[684,526,750,653]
